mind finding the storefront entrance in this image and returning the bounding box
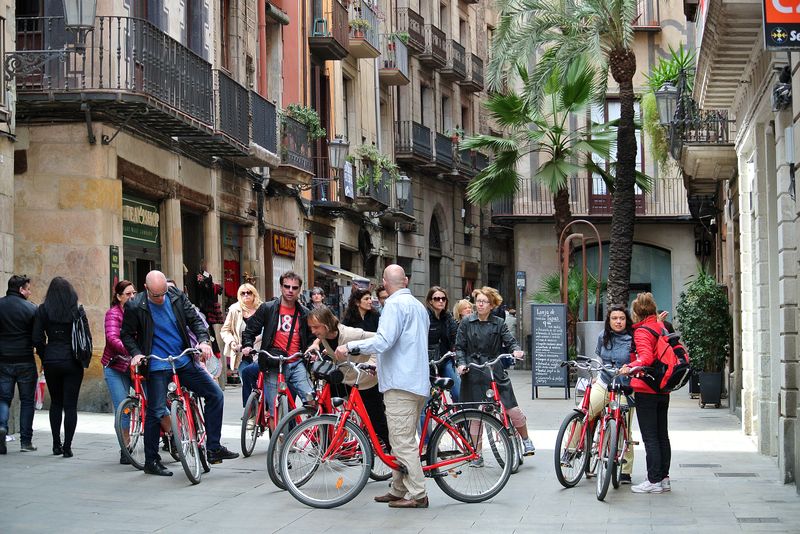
[122,194,161,291]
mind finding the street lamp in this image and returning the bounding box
[62,0,97,47]
[395,172,411,210]
[655,81,678,126]
[328,135,350,170]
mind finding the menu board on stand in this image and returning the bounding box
[531,303,568,399]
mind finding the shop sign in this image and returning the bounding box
[461,261,479,280]
[110,245,120,294]
[273,231,297,258]
[122,195,160,245]
[516,270,527,290]
[343,161,354,199]
[763,0,800,49]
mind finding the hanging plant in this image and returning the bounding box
[387,31,410,45]
[346,144,399,191]
[281,104,326,140]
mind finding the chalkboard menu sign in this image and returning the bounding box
[531,303,568,398]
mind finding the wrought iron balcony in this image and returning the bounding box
[475,152,489,172]
[674,107,737,196]
[309,0,349,60]
[310,158,352,214]
[251,92,278,154]
[396,8,425,56]
[432,132,454,170]
[348,0,380,59]
[441,40,466,82]
[379,35,410,86]
[456,148,477,179]
[353,165,391,212]
[459,54,484,93]
[274,115,315,185]
[632,0,661,31]
[215,71,249,148]
[419,24,446,69]
[395,120,432,164]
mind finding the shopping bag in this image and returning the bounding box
[35,371,46,409]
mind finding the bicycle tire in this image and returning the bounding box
[585,420,601,478]
[280,415,372,509]
[115,396,145,470]
[596,419,616,501]
[427,409,512,503]
[611,421,625,489]
[171,400,202,485]
[241,391,262,457]
[266,405,316,490]
[511,427,523,474]
[191,400,210,474]
[276,394,289,432]
[554,411,588,488]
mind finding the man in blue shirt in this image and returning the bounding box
[121,271,238,476]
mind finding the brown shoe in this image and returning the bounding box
[374,492,404,503]
[388,496,429,509]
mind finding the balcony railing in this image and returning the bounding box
[280,116,314,174]
[348,0,380,58]
[216,71,249,146]
[434,132,454,169]
[678,109,734,144]
[251,92,278,154]
[420,24,446,68]
[354,166,391,210]
[395,120,432,161]
[460,53,484,92]
[309,0,349,60]
[632,0,660,30]
[491,174,690,218]
[397,8,425,55]
[441,40,466,81]
[475,152,489,172]
[379,35,410,85]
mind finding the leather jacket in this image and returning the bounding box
[0,290,37,363]
[241,298,312,356]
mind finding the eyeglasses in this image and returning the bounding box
[283,284,300,291]
[475,299,490,305]
[148,289,168,298]
[240,290,253,295]
[431,296,447,302]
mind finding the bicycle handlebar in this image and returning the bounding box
[430,351,456,367]
[252,349,305,364]
[466,353,520,370]
[145,347,202,362]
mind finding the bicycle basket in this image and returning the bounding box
[311,359,344,385]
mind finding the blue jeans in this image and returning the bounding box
[0,362,38,443]
[103,366,131,430]
[144,361,225,463]
[239,360,312,413]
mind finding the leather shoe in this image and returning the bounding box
[52,443,63,456]
[207,445,239,464]
[374,492,404,503]
[388,496,429,509]
[144,460,173,476]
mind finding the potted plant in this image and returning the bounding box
[447,126,465,143]
[387,31,410,46]
[676,269,732,408]
[349,18,371,38]
[281,104,327,141]
[346,143,399,192]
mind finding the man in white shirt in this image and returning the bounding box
[335,264,430,508]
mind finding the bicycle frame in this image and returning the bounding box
[597,375,633,466]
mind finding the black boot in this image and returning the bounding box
[62,444,73,458]
[52,441,63,456]
[143,459,173,476]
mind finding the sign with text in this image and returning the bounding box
[531,303,568,398]
[272,231,297,258]
[516,270,527,290]
[122,195,160,245]
[763,0,800,49]
[109,245,119,299]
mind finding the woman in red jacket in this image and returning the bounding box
[622,292,671,494]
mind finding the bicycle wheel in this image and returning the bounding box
[115,397,145,470]
[280,415,372,509]
[267,405,315,490]
[369,438,392,482]
[171,400,202,485]
[554,411,588,488]
[611,421,625,489]
[596,419,616,501]
[275,394,290,431]
[241,391,262,457]
[428,409,512,503]
[585,420,601,478]
[191,400,210,474]
[511,427,524,474]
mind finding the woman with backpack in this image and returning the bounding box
[622,292,671,494]
[32,277,91,458]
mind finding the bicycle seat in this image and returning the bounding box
[331,397,346,408]
[432,377,454,391]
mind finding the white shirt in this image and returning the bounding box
[346,288,430,396]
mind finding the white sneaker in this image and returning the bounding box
[660,477,671,492]
[631,480,664,494]
[522,438,536,456]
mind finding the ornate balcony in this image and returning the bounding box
[348,0,380,59]
[273,116,315,185]
[309,0,349,60]
[440,40,466,82]
[675,108,737,196]
[419,24,446,69]
[632,0,661,31]
[352,166,391,212]
[214,71,249,149]
[251,92,278,155]
[395,120,432,165]
[379,35,410,86]
[456,148,478,179]
[396,8,425,56]
[429,132,454,171]
[459,54,484,93]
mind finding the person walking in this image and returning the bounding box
[220,283,262,391]
[425,286,460,401]
[121,271,238,476]
[32,277,91,458]
[0,275,39,454]
[335,265,430,508]
[622,292,672,494]
[342,288,380,332]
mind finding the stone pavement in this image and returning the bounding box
[2,370,799,533]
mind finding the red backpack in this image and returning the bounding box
[636,325,691,393]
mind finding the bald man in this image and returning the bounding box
[335,265,430,508]
[121,271,239,476]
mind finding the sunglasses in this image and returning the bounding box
[148,289,168,298]
[431,296,447,302]
[240,290,253,295]
[283,284,300,291]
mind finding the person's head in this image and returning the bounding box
[279,271,303,305]
[472,286,502,318]
[345,288,372,322]
[603,304,633,348]
[8,274,31,299]
[43,276,79,321]
[310,287,325,304]
[307,306,339,340]
[426,286,449,316]
[631,292,658,322]
[112,280,136,308]
[381,264,407,295]
[376,285,388,306]
[453,299,473,321]
[238,283,261,309]
[144,270,169,305]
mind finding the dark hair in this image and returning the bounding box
[310,286,325,296]
[425,286,448,313]
[279,271,303,287]
[376,285,387,297]
[307,306,339,333]
[42,277,79,322]
[343,288,371,325]
[112,280,135,307]
[8,274,30,293]
[602,305,633,350]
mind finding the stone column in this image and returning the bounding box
[160,198,184,286]
[738,150,756,438]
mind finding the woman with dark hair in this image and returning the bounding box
[342,288,380,332]
[102,280,137,464]
[32,277,91,458]
[425,286,460,401]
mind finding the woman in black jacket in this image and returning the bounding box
[341,288,380,332]
[426,286,460,401]
[32,277,91,458]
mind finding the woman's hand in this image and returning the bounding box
[130,354,145,367]
[619,364,630,376]
[512,350,524,360]
[457,365,468,375]
[658,310,669,322]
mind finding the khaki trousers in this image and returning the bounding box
[384,389,427,500]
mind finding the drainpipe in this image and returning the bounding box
[258,0,268,95]
[375,56,381,150]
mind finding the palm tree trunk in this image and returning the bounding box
[553,185,572,243]
[607,48,637,307]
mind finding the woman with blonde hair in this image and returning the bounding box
[452,299,473,323]
[220,283,262,402]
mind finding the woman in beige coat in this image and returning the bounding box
[220,283,262,396]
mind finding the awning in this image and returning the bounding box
[266,3,290,25]
[314,261,370,283]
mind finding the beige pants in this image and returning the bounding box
[570,382,635,475]
[384,389,427,500]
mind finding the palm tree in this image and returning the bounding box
[488,0,639,307]
[461,57,615,241]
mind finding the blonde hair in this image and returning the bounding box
[453,299,473,320]
[237,283,262,310]
[472,286,502,308]
[631,292,657,322]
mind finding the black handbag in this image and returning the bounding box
[310,359,344,385]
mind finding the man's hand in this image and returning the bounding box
[334,344,350,360]
[198,342,213,361]
[512,350,524,360]
[242,346,252,357]
[130,354,145,367]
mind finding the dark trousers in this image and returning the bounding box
[0,362,38,442]
[635,392,671,483]
[144,362,225,464]
[43,360,84,446]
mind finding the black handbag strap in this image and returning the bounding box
[284,306,300,353]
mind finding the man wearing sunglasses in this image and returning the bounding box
[240,271,313,413]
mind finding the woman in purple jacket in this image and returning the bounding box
[102,280,137,464]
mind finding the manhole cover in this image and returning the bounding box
[737,518,780,524]
[715,472,758,477]
[680,463,721,468]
